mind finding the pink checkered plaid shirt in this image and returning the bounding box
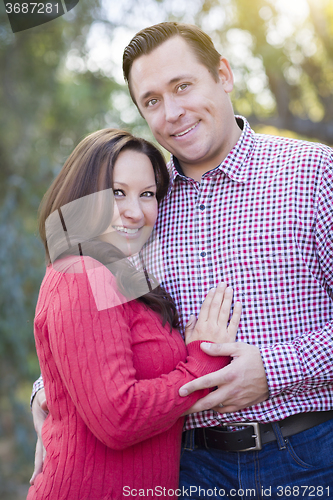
[154,116,333,429]
[33,116,333,429]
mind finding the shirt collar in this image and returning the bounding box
[167,116,256,191]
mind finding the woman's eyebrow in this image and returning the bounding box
[113,182,156,189]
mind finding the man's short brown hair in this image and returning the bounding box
[122,22,221,106]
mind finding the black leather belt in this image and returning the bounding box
[186,411,333,452]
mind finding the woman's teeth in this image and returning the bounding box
[113,226,140,234]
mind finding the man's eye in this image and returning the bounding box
[147,98,158,107]
[178,84,189,92]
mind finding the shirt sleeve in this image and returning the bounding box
[30,374,44,408]
[260,156,333,398]
[46,269,228,450]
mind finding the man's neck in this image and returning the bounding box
[180,162,219,182]
[174,117,243,182]
[176,162,215,182]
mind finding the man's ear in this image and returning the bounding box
[217,57,234,93]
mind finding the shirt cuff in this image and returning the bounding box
[260,343,303,398]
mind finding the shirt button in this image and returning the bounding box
[199,204,205,210]
[200,251,206,257]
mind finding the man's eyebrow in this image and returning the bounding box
[168,74,194,85]
[140,74,195,102]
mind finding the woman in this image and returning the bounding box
[27,129,241,500]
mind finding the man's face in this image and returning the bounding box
[130,36,241,178]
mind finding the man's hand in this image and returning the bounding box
[30,389,48,485]
[179,342,269,414]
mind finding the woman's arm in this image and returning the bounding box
[43,269,239,450]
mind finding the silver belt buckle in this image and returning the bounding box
[227,422,262,451]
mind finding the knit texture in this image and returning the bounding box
[27,256,228,499]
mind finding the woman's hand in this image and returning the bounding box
[184,283,241,345]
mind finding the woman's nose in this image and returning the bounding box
[119,198,144,221]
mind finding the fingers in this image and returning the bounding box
[196,287,216,323]
[188,283,242,344]
[218,285,233,325]
[179,369,226,396]
[181,391,228,414]
[200,341,239,357]
[184,315,197,345]
[212,403,236,413]
[205,282,227,325]
[30,437,45,485]
[227,301,242,339]
[180,344,269,415]
[196,282,230,325]
[199,283,241,329]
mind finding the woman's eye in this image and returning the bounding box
[113,189,125,196]
[141,191,156,198]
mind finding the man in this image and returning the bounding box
[32,22,333,497]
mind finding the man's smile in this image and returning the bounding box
[172,121,200,138]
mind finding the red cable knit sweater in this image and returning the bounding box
[27,257,229,500]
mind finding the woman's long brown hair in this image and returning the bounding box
[39,129,179,329]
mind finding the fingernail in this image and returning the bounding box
[201,342,211,349]
[179,388,188,396]
[186,315,194,325]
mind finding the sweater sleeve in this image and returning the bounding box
[46,269,228,450]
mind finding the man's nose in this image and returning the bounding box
[164,95,185,123]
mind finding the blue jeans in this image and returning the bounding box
[179,418,333,499]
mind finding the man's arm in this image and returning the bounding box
[180,318,333,414]
[180,155,333,414]
[30,374,44,408]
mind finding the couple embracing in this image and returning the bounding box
[28,22,333,500]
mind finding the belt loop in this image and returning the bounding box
[271,422,286,450]
[183,429,196,451]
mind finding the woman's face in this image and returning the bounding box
[99,149,158,256]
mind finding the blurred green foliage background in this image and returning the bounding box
[0,0,332,497]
